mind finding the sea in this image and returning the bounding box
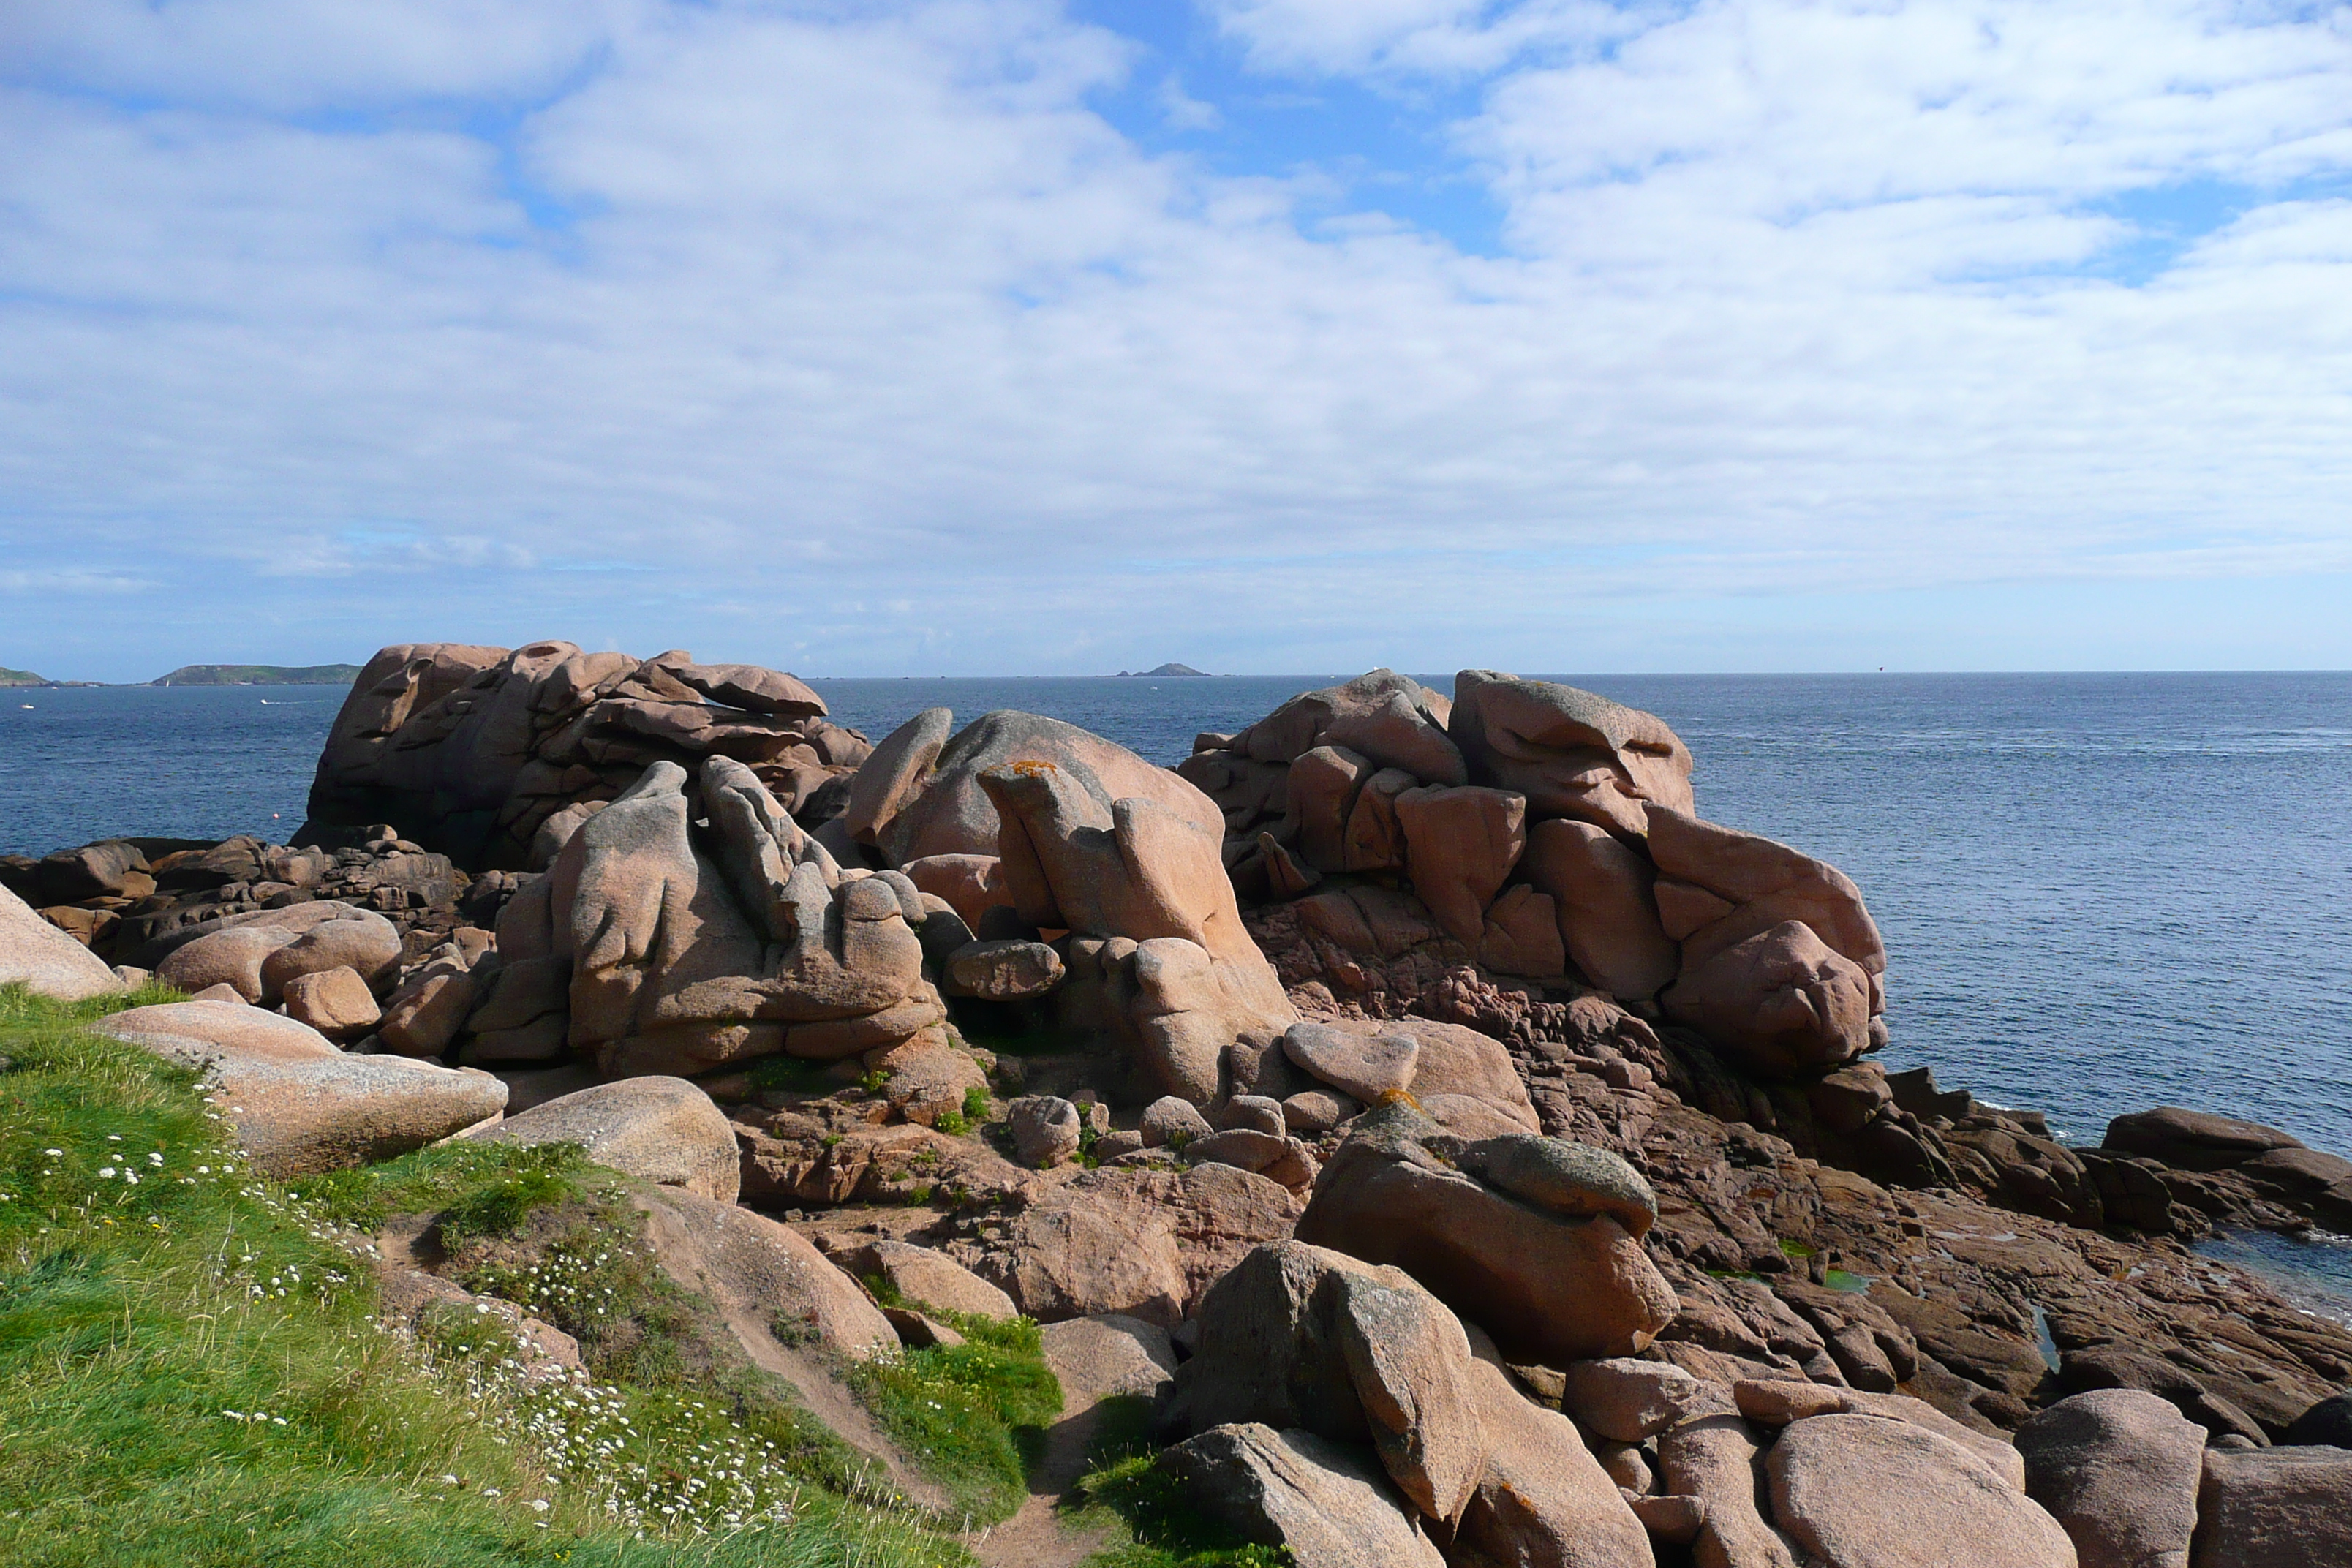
[5,672,2350,1306]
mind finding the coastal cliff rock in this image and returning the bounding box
[19,650,2352,1568]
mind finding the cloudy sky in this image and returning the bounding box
[4,0,2350,679]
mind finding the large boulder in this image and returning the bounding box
[97,1000,507,1176]
[1394,784,1527,946]
[1733,1379,2027,1490]
[1159,1423,1446,1568]
[1647,807,1886,1014]
[850,708,1224,867]
[1040,1313,1178,1408]
[1448,671,1695,839]
[2102,1107,2303,1172]
[1293,1104,1677,1365]
[2018,1390,2203,1568]
[1765,1413,2076,1568]
[1,883,126,1001]
[1224,670,1464,784]
[472,1076,739,1202]
[1166,1240,1490,1525]
[1662,919,1875,1077]
[1279,1015,1538,1134]
[1659,1414,1801,1568]
[153,901,372,1003]
[2191,1444,2352,1568]
[950,1163,1297,1327]
[830,1237,1018,1321]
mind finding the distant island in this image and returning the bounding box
[150,663,365,687]
[0,667,45,687]
[1114,662,1212,677]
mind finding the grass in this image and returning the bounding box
[0,982,968,1567]
[845,1304,1059,1525]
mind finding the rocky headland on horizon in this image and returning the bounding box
[5,638,2350,1567]
[0,661,365,688]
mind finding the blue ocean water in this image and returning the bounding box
[4,673,2348,1165]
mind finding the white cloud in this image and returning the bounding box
[1,0,2350,678]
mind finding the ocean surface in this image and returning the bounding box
[5,671,2348,1193]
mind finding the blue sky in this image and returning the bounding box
[4,0,2351,681]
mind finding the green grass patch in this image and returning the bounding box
[847,1309,1060,1526]
[0,983,967,1567]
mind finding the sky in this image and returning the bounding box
[4,0,2351,681]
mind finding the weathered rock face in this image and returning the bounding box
[2192,1444,2352,1568]
[851,707,1224,869]
[302,641,866,871]
[1193,672,1891,1092]
[1294,1103,1677,1365]
[1164,1240,1493,1524]
[1458,1356,1657,1568]
[975,754,1294,1104]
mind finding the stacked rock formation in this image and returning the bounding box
[301,640,873,870]
[1185,668,1887,1077]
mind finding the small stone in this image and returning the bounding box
[279,966,381,1041]
[1140,1095,1214,1148]
[1009,1095,1083,1167]
[1221,1094,1288,1136]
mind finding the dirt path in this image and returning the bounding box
[962,1377,1120,1567]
